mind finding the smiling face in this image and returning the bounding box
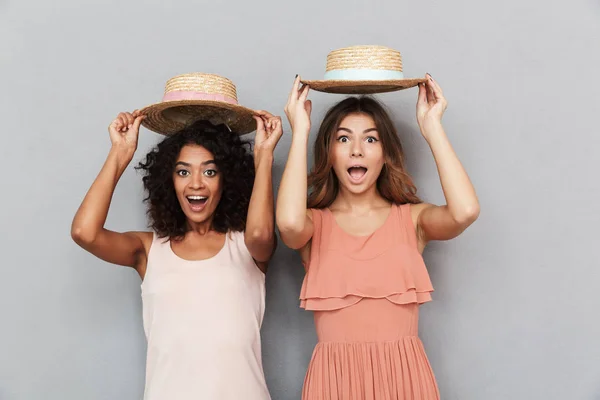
[330,112,385,196]
[172,144,223,226]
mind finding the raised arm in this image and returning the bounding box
[276,76,314,250]
[412,74,480,244]
[71,111,151,273]
[244,111,283,267]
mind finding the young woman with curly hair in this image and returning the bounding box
[71,108,282,400]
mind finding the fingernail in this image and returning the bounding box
[295,74,298,78]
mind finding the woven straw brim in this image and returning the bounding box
[140,100,256,135]
[302,78,426,94]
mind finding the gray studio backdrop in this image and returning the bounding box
[2,0,599,399]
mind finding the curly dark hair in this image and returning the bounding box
[136,120,255,240]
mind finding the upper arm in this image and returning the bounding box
[73,229,152,272]
[278,209,314,250]
[411,203,474,245]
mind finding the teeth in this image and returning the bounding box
[187,196,207,200]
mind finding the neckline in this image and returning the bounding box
[326,205,395,239]
[168,232,229,263]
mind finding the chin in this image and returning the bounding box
[185,212,214,225]
[340,180,377,195]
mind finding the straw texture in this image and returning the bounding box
[140,73,256,135]
[302,45,425,94]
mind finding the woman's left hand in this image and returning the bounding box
[253,110,283,155]
[416,73,448,136]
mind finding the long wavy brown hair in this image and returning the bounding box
[307,96,421,209]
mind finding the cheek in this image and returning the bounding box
[367,146,384,165]
[172,176,185,195]
[209,176,223,196]
[330,146,346,170]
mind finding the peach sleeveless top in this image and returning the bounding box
[141,231,270,400]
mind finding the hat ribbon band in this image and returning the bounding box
[324,69,405,81]
[162,91,238,105]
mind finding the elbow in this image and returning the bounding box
[453,203,480,226]
[247,228,274,245]
[70,224,96,247]
[276,215,304,237]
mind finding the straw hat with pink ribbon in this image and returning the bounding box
[140,73,256,135]
[302,45,426,94]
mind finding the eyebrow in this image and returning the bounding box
[175,160,216,167]
[337,127,378,134]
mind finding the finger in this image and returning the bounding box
[268,116,279,131]
[126,112,135,127]
[305,99,312,116]
[425,74,439,101]
[273,118,283,136]
[132,115,144,131]
[265,119,283,143]
[260,115,270,130]
[425,81,435,104]
[255,109,275,119]
[418,83,427,104]
[288,75,300,104]
[428,75,444,100]
[116,114,127,131]
[297,83,307,97]
[253,115,265,132]
[427,74,442,92]
[121,116,131,131]
[119,114,130,129]
[109,119,120,131]
[299,84,310,102]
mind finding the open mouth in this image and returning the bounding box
[186,195,208,211]
[347,166,368,183]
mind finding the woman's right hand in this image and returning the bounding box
[284,75,312,136]
[108,110,145,157]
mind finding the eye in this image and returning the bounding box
[204,169,218,177]
[176,169,190,177]
[366,136,379,143]
[337,136,349,143]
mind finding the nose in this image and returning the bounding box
[189,173,205,190]
[351,141,364,158]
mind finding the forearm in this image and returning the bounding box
[276,134,309,232]
[246,152,275,240]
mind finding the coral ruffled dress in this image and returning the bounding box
[300,204,440,400]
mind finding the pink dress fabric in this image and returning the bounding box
[300,204,440,400]
[141,231,270,400]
